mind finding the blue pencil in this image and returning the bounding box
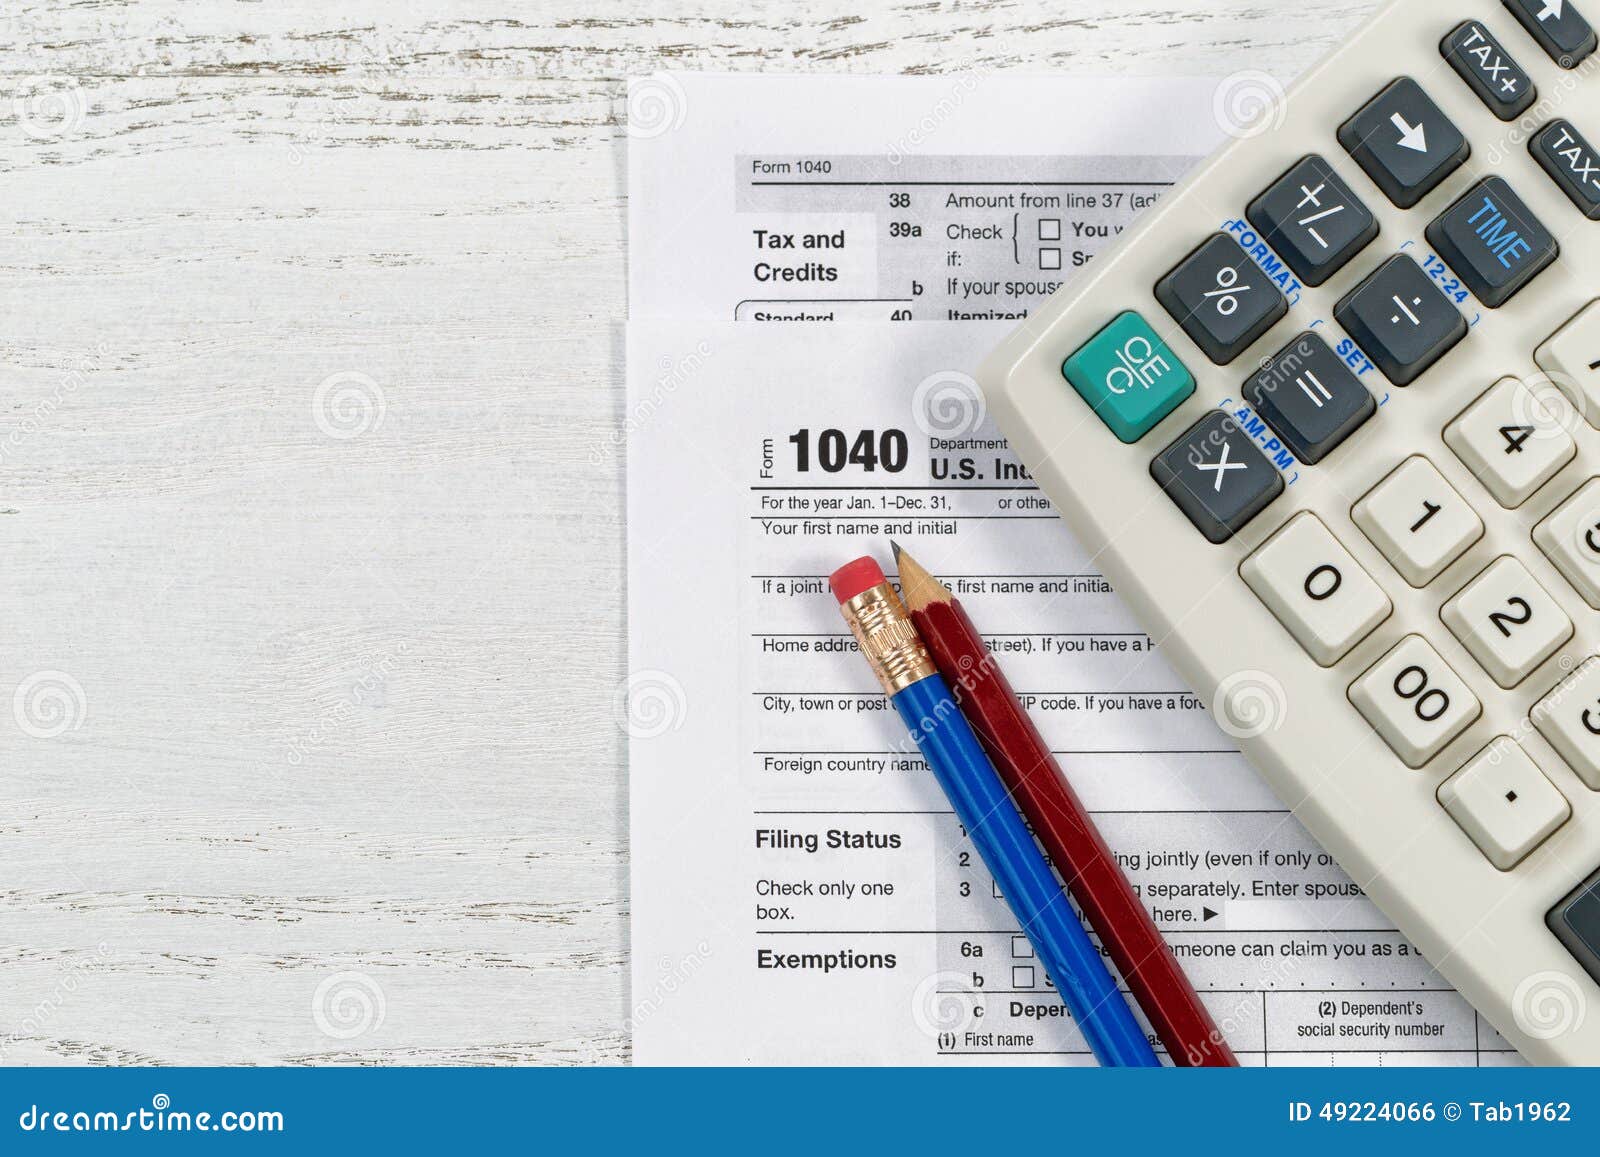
[831,556,1159,1068]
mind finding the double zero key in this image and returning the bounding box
[1350,635,1480,768]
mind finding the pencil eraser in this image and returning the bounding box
[829,557,886,604]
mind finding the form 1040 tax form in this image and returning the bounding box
[624,74,1522,1065]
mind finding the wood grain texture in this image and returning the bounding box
[0,0,1375,1064]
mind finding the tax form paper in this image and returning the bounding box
[626,75,1521,1065]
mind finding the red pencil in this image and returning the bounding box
[894,543,1237,1066]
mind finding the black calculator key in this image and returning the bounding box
[1503,0,1597,68]
[1548,864,1600,989]
[1154,233,1288,366]
[1243,332,1376,465]
[1334,254,1468,386]
[1150,410,1285,544]
[1441,20,1539,120]
[1426,177,1558,308]
[1338,78,1471,209]
[1245,156,1379,287]
[1532,119,1600,220]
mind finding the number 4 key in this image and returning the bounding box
[1444,376,1576,508]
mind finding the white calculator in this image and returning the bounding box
[980,0,1600,1062]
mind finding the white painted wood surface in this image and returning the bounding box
[0,0,1377,1064]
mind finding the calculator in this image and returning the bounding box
[980,0,1600,1063]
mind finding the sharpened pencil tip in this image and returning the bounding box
[890,540,903,563]
[894,545,954,612]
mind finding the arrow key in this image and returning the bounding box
[1503,0,1597,69]
[1339,78,1470,209]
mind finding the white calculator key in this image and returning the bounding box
[1533,658,1600,791]
[1438,738,1570,871]
[1240,512,1392,666]
[1537,300,1600,428]
[1441,556,1573,689]
[1351,456,1484,587]
[1349,635,1480,768]
[1443,376,1576,508]
[1533,477,1600,609]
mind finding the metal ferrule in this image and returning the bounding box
[839,582,936,696]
